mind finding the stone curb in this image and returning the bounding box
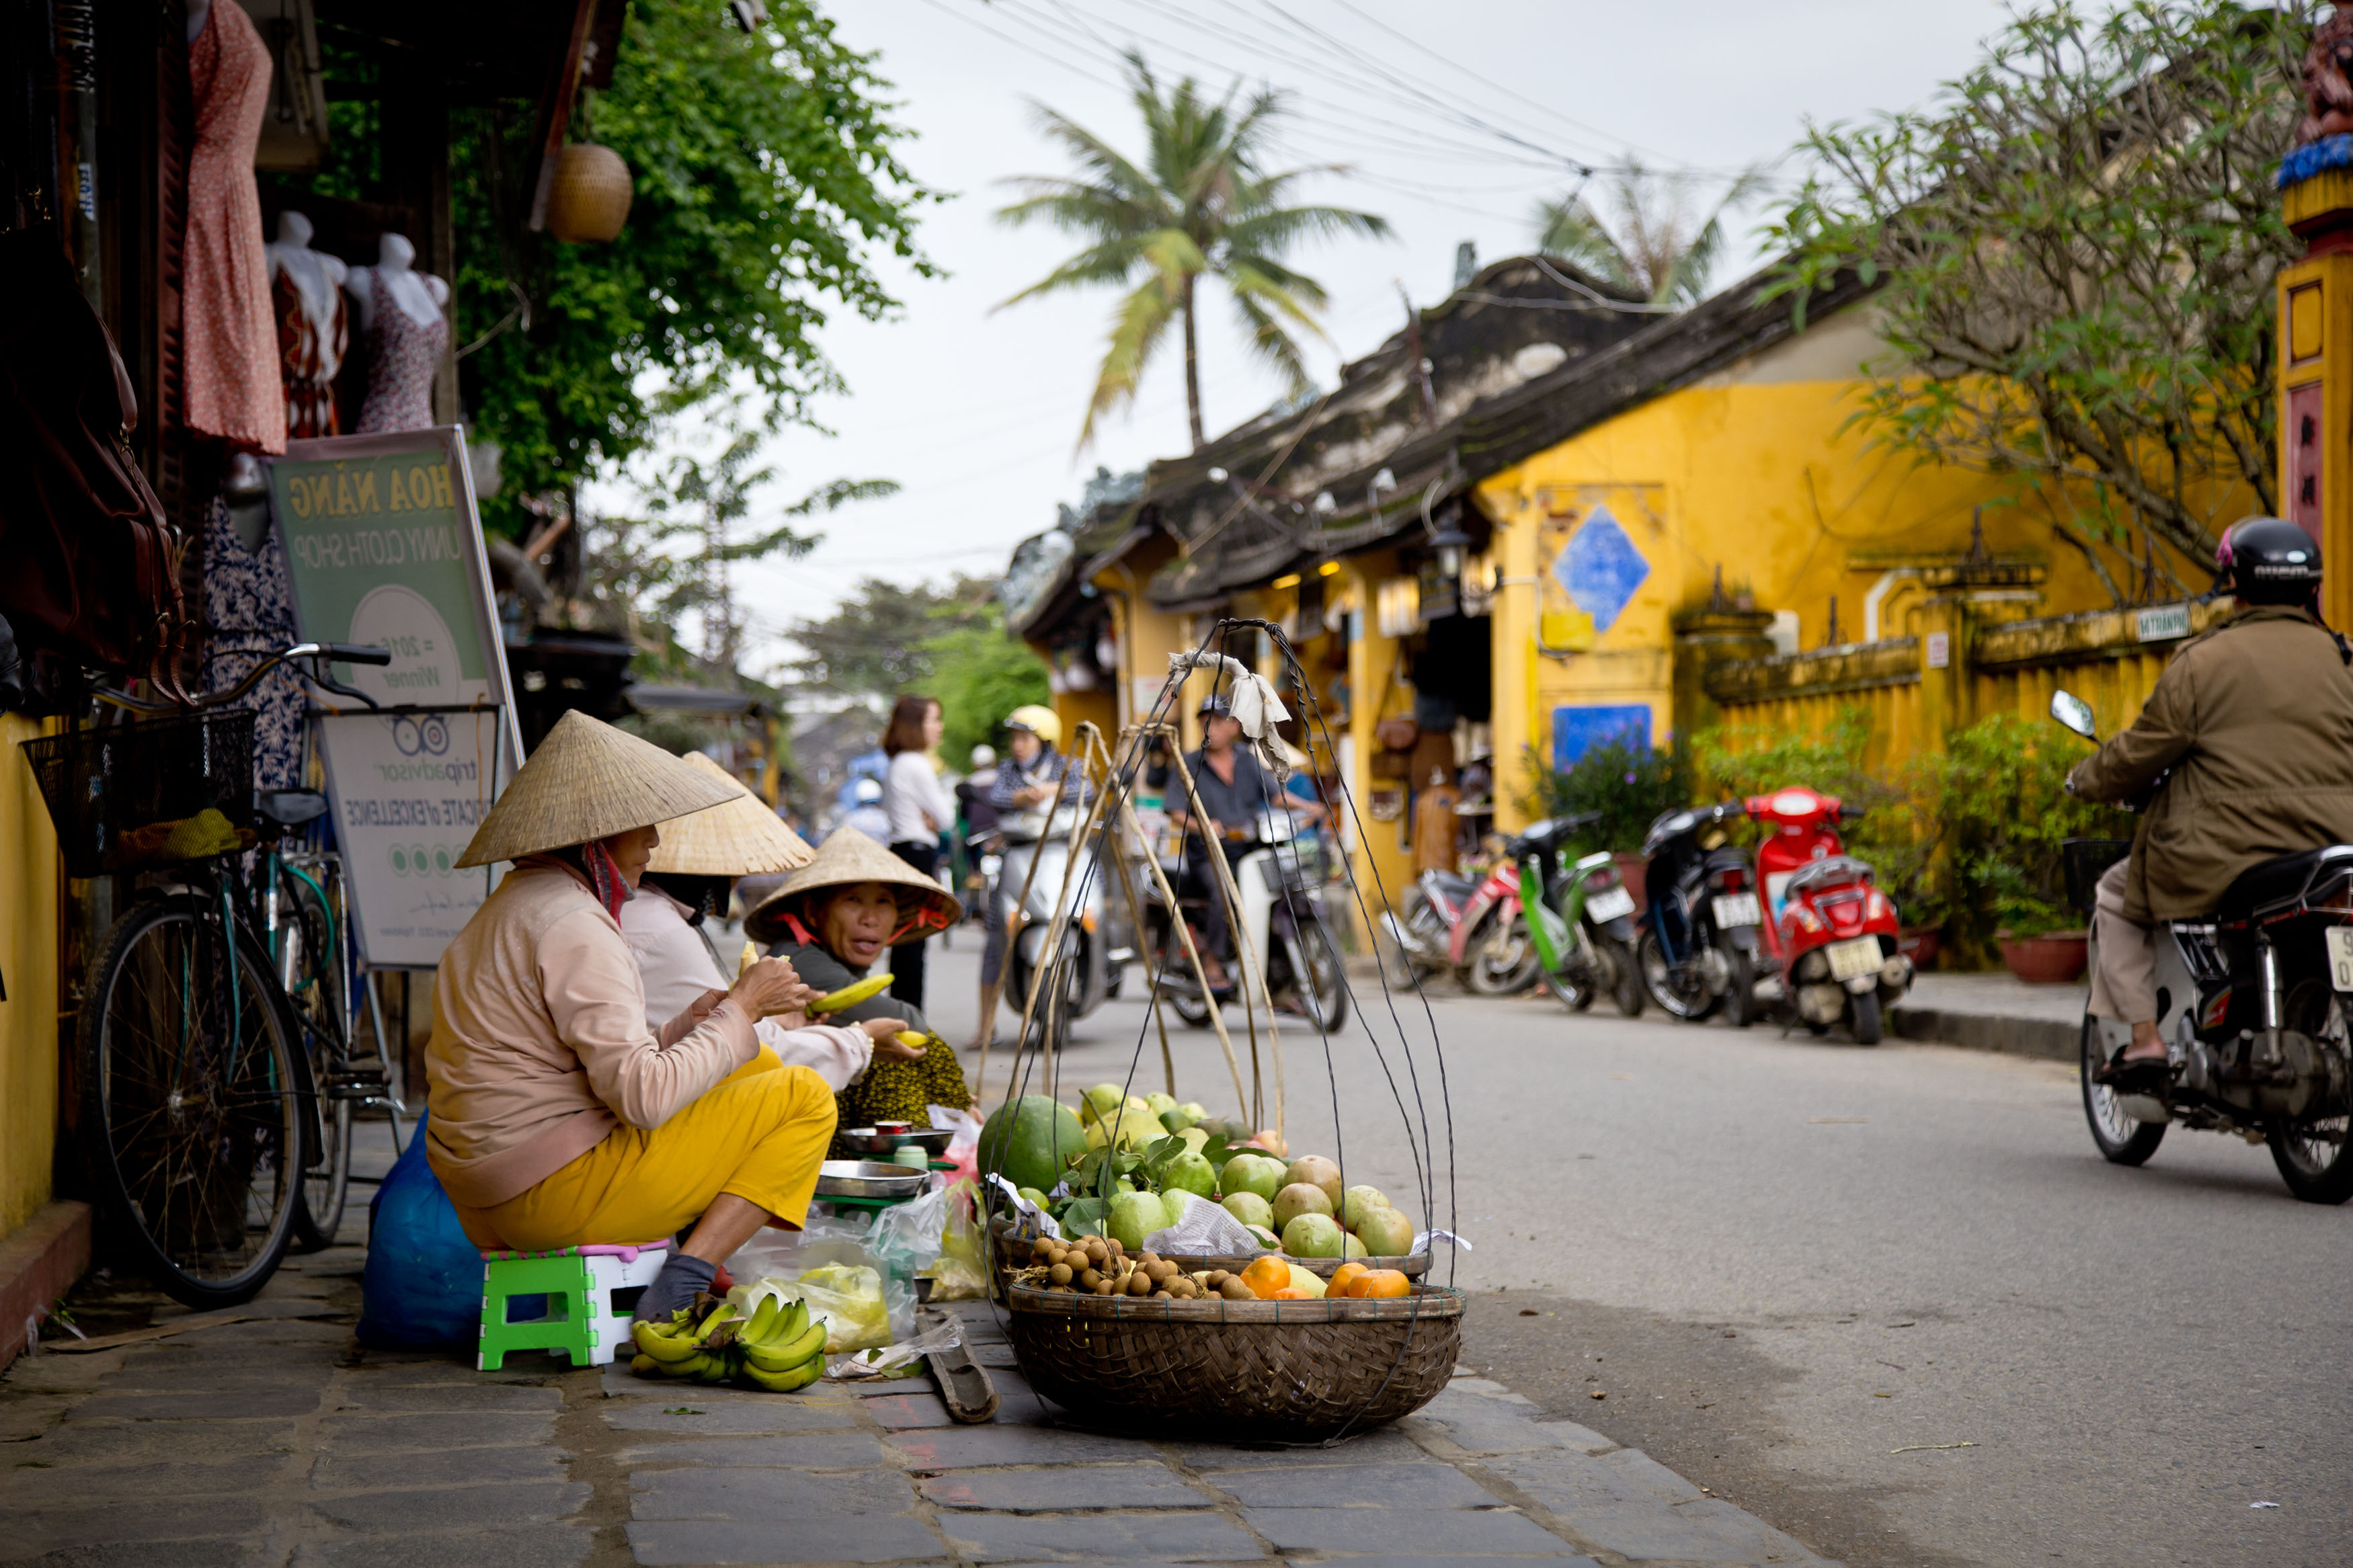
[1890,1003,2077,1062]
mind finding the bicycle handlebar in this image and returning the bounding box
[92,642,394,714]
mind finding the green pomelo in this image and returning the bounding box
[1355,1206,1417,1257]
[1221,1192,1273,1229]
[1220,1153,1284,1203]
[1160,1189,1193,1229]
[1343,1233,1368,1257]
[978,1096,1086,1195]
[1144,1091,1179,1117]
[1339,1185,1390,1229]
[1272,1182,1334,1231]
[1162,1151,1217,1198]
[1078,1083,1125,1126]
[1285,1155,1342,1206]
[1281,1212,1345,1257]
[1108,1190,1163,1251]
[1176,1126,1211,1157]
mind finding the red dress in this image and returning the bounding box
[184,2,286,453]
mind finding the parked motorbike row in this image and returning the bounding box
[1381,787,1915,1044]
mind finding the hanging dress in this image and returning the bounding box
[183,1,286,453]
[354,270,448,434]
[272,251,347,439]
[201,499,305,792]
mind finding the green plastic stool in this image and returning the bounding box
[477,1241,667,1370]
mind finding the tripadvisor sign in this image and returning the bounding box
[270,427,524,968]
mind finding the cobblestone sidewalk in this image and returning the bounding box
[0,1241,1831,1568]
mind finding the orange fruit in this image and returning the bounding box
[1240,1255,1291,1299]
[1328,1262,1369,1296]
[1356,1269,1410,1299]
[1270,1286,1310,1299]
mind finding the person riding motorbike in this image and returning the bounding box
[2067,515,2353,1089]
[1166,693,1326,994]
[969,705,1089,1049]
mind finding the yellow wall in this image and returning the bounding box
[1472,309,2212,821]
[1,714,61,1239]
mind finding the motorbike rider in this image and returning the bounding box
[2067,515,2353,1089]
[969,706,1088,1049]
[1166,692,1326,994]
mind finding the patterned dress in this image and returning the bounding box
[183,1,286,453]
[270,255,346,439]
[353,270,447,434]
[201,498,305,792]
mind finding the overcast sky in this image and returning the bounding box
[594,0,2018,682]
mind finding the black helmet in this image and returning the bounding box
[2217,516,2323,606]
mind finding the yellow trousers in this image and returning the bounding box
[456,1048,836,1251]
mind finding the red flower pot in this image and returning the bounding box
[1898,925,1942,972]
[1997,930,2087,985]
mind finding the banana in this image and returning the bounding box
[741,1317,826,1373]
[735,1354,824,1393]
[742,1293,783,1344]
[740,940,760,977]
[895,1030,936,1048]
[808,974,893,1014]
[690,1354,733,1386]
[688,1303,742,1347]
[631,1354,662,1376]
[632,1319,702,1364]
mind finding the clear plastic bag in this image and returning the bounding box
[793,1262,891,1353]
[928,1182,989,1301]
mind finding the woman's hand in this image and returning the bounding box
[728,956,809,1020]
[861,1018,926,1059]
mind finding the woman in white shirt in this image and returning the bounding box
[878,694,957,1010]
[619,753,924,1089]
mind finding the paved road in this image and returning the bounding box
[916,930,2353,1568]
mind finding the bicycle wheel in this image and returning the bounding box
[278,861,352,1251]
[81,895,309,1307]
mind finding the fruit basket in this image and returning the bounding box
[1002,1280,1464,1441]
[987,1214,1427,1288]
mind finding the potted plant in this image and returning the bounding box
[1987,879,2087,984]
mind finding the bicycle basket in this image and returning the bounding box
[20,708,257,878]
[2061,837,2133,914]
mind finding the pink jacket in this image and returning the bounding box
[424,864,756,1208]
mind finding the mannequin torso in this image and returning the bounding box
[346,233,450,434]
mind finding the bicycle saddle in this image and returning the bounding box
[255,789,329,828]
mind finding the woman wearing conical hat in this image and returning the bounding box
[426,711,836,1323]
[619,751,926,1091]
[744,826,971,1145]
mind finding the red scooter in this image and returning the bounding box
[1452,852,1538,995]
[1746,786,1913,1044]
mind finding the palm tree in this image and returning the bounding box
[1533,159,1767,308]
[997,52,1390,451]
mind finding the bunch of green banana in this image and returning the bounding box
[628,1292,828,1393]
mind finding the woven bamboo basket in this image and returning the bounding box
[990,1215,1429,1289]
[1002,1281,1464,1441]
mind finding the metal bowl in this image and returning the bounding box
[837,1125,956,1158]
[815,1159,928,1200]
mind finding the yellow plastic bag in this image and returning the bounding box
[794,1262,890,1353]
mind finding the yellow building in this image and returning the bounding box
[1008,257,2217,930]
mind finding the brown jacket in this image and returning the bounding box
[2067,605,2353,922]
[424,864,756,1208]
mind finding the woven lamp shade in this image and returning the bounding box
[455,710,740,868]
[546,143,633,243]
[646,752,813,876]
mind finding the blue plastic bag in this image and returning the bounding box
[357,1111,484,1348]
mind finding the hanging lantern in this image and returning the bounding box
[546,144,633,243]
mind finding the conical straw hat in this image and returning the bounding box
[455,710,742,868]
[744,825,961,945]
[646,752,813,876]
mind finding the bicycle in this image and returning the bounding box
[34,641,397,1306]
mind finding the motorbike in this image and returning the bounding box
[1452,850,1540,996]
[1512,811,1644,1016]
[2051,690,2353,1203]
[1636,800,1766,1022]
[1746,785,1913,1044]
[1377,866,1478,991]
[1138,809,1349,1032]
[996,802,1125,1042]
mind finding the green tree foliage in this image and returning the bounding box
[925,612,1053,764]
[588,432,893,679]
[1531,160,1766,307]
[1523,733,1695,862]
[430,2,924,537]
[1763,1,2309,601]
[996,51,1389,450]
